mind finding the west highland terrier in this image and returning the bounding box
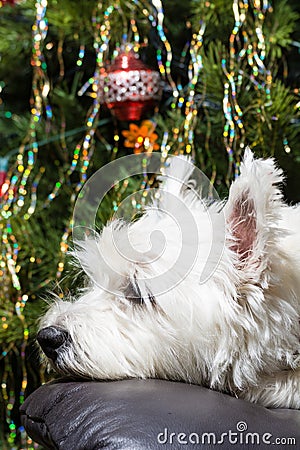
[38,149,300,409]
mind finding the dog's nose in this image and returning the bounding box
[37,326,69,360]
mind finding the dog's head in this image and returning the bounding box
[38,149,285,381]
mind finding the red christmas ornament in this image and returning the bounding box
[0,171,6,189]
[101,50,162,121]
[1,0,16,6]
[0,157,9,197]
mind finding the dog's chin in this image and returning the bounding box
[40,343,84,379]
[49,356,93,380]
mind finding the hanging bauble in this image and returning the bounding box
[1,0,16,6]
[0,157,9,197]
[101,50,162,121]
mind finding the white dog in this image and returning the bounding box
[38,149,300,409]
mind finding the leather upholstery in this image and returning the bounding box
[20,379,300,449]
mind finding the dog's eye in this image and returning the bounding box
[124,280,144,305]
[123,278,157,308]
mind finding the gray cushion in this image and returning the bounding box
[20,379,300,449]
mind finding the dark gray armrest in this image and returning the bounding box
[20,379,300,449]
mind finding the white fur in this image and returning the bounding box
[39,149,300,409]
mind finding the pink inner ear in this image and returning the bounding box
[229,193,257,260]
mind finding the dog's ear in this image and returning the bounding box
[72,220,136,289]
[224,148,285,281]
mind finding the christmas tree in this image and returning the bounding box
[0,0,299,447]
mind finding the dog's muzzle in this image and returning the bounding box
[37,326,70,361]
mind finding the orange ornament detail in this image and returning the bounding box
[122,121,160,154]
